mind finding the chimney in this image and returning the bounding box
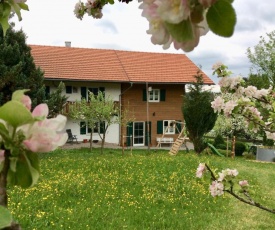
[65,41,71,47]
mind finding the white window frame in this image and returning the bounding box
[163,120,175,134]
[149,89,160,102]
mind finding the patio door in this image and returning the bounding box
[133,122,145,146]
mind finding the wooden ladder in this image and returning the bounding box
[169,136,188,155]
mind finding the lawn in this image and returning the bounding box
[8,148,275,229]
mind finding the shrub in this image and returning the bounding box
[213,134,226,147]
[235,141,247,156]
[243,152,256,160]
[215,143,227,150]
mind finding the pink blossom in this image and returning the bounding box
[265,131,275,141]
[209,181,224,197]
[224,100,237,116]
[20,95,32,110]
[218,169,238,181]
[0,150,4,163]
[244,86,257,98]
[32,104,49,118]
[254,88,270,99]
[157,0,190,24]
[239,180,249,187]
[212,62,223,70]
[196,163,206,178]
[20,104,68,152]
[22,115,68,152]
[211,96,224,113]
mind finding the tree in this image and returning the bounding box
[45,82,68,118]
[246,30,275,86]
[182,71,218,154]
[243,73,270,89]
[0,24,46,108]
[69,91,119,153]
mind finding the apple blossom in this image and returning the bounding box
[196,163,206,178]
[20,104,68,153]
[209,181,224,197]
[197,163,275,214]
[239,180,249,187]
[211,96,224,113]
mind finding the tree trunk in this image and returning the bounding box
[100,134,105,154]
[89,132,93,152]
[0,150,22,230]
[0,150,9,207]
[231,135,236,159]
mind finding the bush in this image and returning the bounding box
[235,141,247,156]
[213,134,226,147]
[243,152,256,160]
[215,143,227,150]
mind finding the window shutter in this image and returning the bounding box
[157,120,163,134]
[145,121,151,146]
[45,86,50,97]
[80,121,86,134]
[160,89,166,101]
[81,87,87,100]
[142,89,147,101]
[175,120,182,134]
[126,122,133,146]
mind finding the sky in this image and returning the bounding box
[12,0,275,86]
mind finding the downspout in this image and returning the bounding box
[119,82,133,146]
[114,50,133,146]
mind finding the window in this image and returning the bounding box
[81,87,105,101]
[149,89,160,102]
[164,120,175,134]
[143,89,165,102]
[80,121,104,134]
[66,86,72,94]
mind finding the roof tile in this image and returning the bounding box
[30,45,214,84]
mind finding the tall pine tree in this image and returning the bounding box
[0,24,45,107]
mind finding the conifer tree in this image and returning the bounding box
[0,24,45,107]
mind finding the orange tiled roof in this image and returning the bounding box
[30,45,214,84]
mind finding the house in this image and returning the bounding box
[30,44,214,147]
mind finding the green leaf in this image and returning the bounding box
[18,2,29,11]
[0,206,12,229]
[8,0,22,21]
[11,89,29,102]
[206,0,236,37]
[0,122,9,140]
[164,19,194,42]
[0,2,11,36]
[0,101,33,128]
[8,151,40,188]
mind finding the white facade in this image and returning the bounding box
[48,81,121,145]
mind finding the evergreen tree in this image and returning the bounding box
[182,71,217,154]
[0,24,45,107]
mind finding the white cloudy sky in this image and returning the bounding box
[12,0,275,84]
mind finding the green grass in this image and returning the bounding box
[8,148,275,229]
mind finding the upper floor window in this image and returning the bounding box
[143,89,166,102]
[66,86,77,94]
[149,89,160,102]
[81,87,105,101]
